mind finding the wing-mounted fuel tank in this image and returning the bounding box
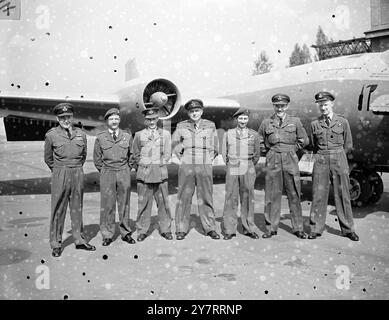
[116,77,182,132]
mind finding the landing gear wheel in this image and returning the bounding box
[368,171,384,204]
[349,171,372,207]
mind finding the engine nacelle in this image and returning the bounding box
[116,77,181,121]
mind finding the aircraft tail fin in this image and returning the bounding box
[125,58,140,82]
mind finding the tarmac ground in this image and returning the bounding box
[0,137,388,300]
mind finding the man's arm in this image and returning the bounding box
[296,118,309,151]
[258,121,267,157]
[221,130,228,165]
[81,133,87,165]
[44,133,54,171]
[127,133,135,169]
[343,119,353,154]
[252,132,261,165]
[161,131,172,165]
[130,132,141,171]
[211,124,219,161]
[93,136,103,172]
[309,122,318,154]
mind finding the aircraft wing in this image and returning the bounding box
[0,92,120,140]
[0,92,120,126]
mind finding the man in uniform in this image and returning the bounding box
[258,94,309,239]
[44,103,96,257]
[131,107,173,241]
[222,107,261,240]
[308,91,359,241]
[172,99,220,240]
[93,108,135,246]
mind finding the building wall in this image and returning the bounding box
[370,0,389,29]
[366,0,389,52]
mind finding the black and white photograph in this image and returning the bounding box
[0,0,388,304]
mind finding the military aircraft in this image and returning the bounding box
[1,50,388,207]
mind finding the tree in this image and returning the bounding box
[314,26,332,61]
[289,43,312,67]
[252,50,273,75]
[316,25,329,46]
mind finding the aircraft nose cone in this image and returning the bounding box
[150,92,168,107]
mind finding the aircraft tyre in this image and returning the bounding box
[349,170,372,207]
[367,171,384,204]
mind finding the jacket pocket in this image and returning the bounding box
[53,142,66,156]
[331,124,344,143]
[284,124,296,142]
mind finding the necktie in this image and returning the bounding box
[279,117,283,127]
[194,123,198,131]
[113,131,117,141]
[325,116,330,126]
[66,128,71,139]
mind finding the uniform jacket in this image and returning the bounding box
[310,113,353,154]
[222,127,260,166]
[131,127,171,183]
[93,129,133,171]
[172,118,219,165]
[44,126,87,170]
[258,114,308,156]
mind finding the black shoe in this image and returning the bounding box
[344,232,359,241]
[52,248,62,257]
[176,232,186,240]
[223,233,236,240]
[122,234,136,244]
[245,232,259,239]
[294,231,308,239]
[75,243,96,251]
[161,232,173,240]
[102,238,113,246]
[262,231,277,239]
[207,230,220,240]
[137,234,147,242]
[308,232,321,239]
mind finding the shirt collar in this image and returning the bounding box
[236,127,247,134]
[108,128,119,135]
[323,112,333,120]
[190,119,202,128]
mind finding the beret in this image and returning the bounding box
[272,93,290,105]
[53,103,74,116]
[142,107,159,119]
[233,107,250,118]
[184,99,204,110]
[104,108,120,120]
[315,91,335,102]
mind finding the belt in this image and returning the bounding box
[101,165,130,170]
[317,149,344,155]
[228,156,254,160]
[53,164,83,168]
[269,147,296,153]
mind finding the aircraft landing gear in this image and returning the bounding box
[368,171,384,204]
[349,169,384,207]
